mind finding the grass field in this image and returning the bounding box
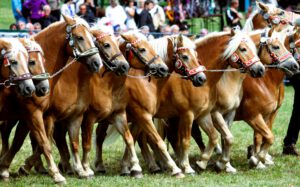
[0,86,298,187]
[0,0,15,29]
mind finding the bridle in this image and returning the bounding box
[0,50,32,88]
[229,39,260,71]
[25,43,50,81]
[260,9,295,27]
[288,33,300,63]
[173,46,205,79]
[95,33,122,72]
[258,30,293,65]
[125,38,159,74]
[66,23,99,59]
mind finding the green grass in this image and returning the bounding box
[1,86,299,186]
[0,0,15,29]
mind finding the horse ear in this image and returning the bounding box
[256,1,269,12]
[230,27,240,36]
[0,39,11,50]
[90,29,98,37]
[62,14,76,25]
[120,33,133,42]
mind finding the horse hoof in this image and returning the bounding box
[215,161,226,172]
[225,162,237,174]
[249,156,259,168]
[264,158,274,166]
[130,170,143,179]
[77,170,89,179]
[172,172,185,179]
[149,167,162,174]
[120,172,130,176]
[84,168,95,177]
[0,169,9,181]
[94,165,106,174]
[196,160,207,170]
[53,173,66,184]
[18,166,30,176]
[183,167,195,175]
[256,162,266,170]
[247,145,254,159]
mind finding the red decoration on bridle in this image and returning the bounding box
[96,33,111,41]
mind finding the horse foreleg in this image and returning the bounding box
[247,114,274,169]
[133,114,183,178]
[53,123,72,174]
[211,112,236,173]
[195,114,218,170]
[81,113,96,177]
[66,116,88,178]
[0,120,29,180]
[94,121,109,174]
[29,132,48,174]
[0,120,18,157]
[191,121,206,153]
[112,112,142,178]
[26,113,65,184]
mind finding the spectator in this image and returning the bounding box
[226,0,243,28]
[134,0,145,25]
[125,0,137,30]
[77,4,95,26]
[137,0,155,33]
[199,28,208,37]
[33,22,42,31]
[74,0,84,13]
[179,23,189,35]
[17,20,26,30]
[40,4,58,29]
[12,0,26,23]
[149,0,165,32]
[26,22,35,35]
[23,0,48,24]
[47,0,61,21]
[140,26,154,40]
[105,0,127,32]
[61,0,76,19]
[170,24,179,34]
[160,24,171,36]
[84,0,96,17]
[9,23,18,30]
[223,26,231,32]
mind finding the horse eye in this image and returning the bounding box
[77,36,84,41]
[103,43,110,48]
[139,48,146,53]
[182,55,189,61]
[272,45,280,50]
[29,60,36,66]
[239,47,247,52]
[279,11,284,16]
[10,60,18,65]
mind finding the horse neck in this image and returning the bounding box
[97,67,127,90]
[265,69,285,87]
[252,14,268,30]
[33,22,70,79]
[196,35,231,86]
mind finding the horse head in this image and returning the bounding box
[20,38,50,97]
[120,31,169,78]
[92,29,129,76]
[225,28,265,78]
[171,34,206,87]
[0,38,35,97]
[285,23,300,72]
[62,14,102,72]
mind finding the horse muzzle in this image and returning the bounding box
[116,61,130,75]
[278,59,299,75]
[191,72,207,87]
[35,79,50,97]
[249,63,265,78]
[86,54,103,72]
[147,64,169,78]
[18,79,36,97]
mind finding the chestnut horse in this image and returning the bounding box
[0,15,102,184]
[96,30,264,176]
[0,38,50,158]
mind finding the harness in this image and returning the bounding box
[260,10,295,27]
[288,34,300,63]
[258,30,293,65]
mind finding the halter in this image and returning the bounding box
[95,33,122,72]
[0,50,32,88]
[258,30,293,65]
[125,39,159,73]
[173,46,206,78]
[260,10,294,27]
[66,23,99,59]
[24,42,50,81]
[288,34,300,63]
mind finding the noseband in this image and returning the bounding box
[0,50,32,87]
[25,43,50,81]
[260,10,294,27]
[95,33,122,72]
[66,24,99,59]
[258,30,293,65]
[125,39,159,72]
[173,47,206,78]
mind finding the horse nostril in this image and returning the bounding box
[292,63,299,71]
[197,75,206,84]
[41,86,48,94]
[258,67,265,76]
[25,86,34,95]
[120,63,129,72]
[93,61,100,70]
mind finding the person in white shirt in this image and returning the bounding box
[149,0,165,32]
[61,0,76,20]
[105,0,127,31]
[125,0,137,30]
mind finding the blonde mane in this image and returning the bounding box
[1,38,27,56]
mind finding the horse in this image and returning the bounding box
[0,14,102,184]
[0,38,35,96]
[0,38,50,158]
[95,29,265,176]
